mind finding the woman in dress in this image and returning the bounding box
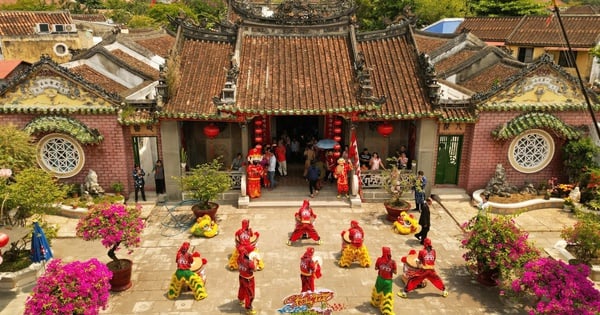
[369,152,385,170]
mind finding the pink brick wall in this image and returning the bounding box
[460,110,595,194]
[1,114,135,196]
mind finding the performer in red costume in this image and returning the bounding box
[229,219,264,270]
[167,242,207,300]
[299,247,322,292]
[237,245,257,315]
[397,238,448,298]
[333,158,352,198]
[339,220,371,267]
[246,147,264,199]
[287,200,321,246]
[371,247,397,315]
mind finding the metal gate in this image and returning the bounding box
[435,135,462,185]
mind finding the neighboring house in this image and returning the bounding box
[421,18,464,34]
[0,60,31,89]
[0,56,135,194]
[455,15,600,83]
[0,10,94,63]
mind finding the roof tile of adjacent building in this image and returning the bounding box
[456,15,600,47]
[69,64,129,95]
[0,60,25,79]
[71,14,108,22]
[0,10,73,36]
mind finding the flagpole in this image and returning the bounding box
[552,1,600,139]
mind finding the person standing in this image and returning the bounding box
[267,148,277,188]
[371,247,397,314]
[237,245,257,315]
[334,158,352,199]
[133,164,146,203]
[397,238,449,299]
[153,159,165,195]
[359,148,371,170]
[275,141,287,176]
[414,198,432,244]
[300,247,321,292]
[413,170,427,211]
[303,145,315,177]
[307,160,320,198]
[369,152,385,170]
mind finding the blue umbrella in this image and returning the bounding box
[31,221,53,263]
[315,139,339,150]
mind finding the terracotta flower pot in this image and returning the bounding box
[108,259,133,292]
[476,268,499,287]
[191,202,219,221]
[384,201,411,222]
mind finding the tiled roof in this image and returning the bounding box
[436,49,479,76]
[71,14,107,22]
[131,33,176,58]
[69,64,129,95]
[460,62,522,93]
[562,5,600,15]
[455,17,523,42]
[358,35,432,119]
[507,15,600,47]
[412,31,451,54]
[163,39,233,117]
[436,106,476,123]
[0,60,25,79]
[0,10,72,36]
[109,49,159,80]
[234,34,357,115]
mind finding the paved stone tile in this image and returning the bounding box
[1,200,587,315]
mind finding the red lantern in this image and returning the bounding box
[333,144,341,151]
[377,122,394,137]
[334,119,342,126]
[203,123,220,139]
[255,136,263,143]
[0,233,8,247]
[255,128,263,135]
[333,152,341,158]
[254,120,263,127]
[333,135,342,142]
[334,127,342,134]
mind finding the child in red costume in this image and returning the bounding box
[333,158,352,198]
[299,247,322,292]
[287,200,322,246]
[229,219,264,270]
[237,245,257,315]
[397,238,448,298]
[371,247,397,314]
[167,242,207,300]
[339,220,371,267]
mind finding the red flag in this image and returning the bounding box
[349,128,362,198]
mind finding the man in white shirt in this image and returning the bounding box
[267,149,277,188]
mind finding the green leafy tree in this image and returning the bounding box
[0,125,37,173]
[412,0,468,26]
[563,137,599,183]
[468,0,547,16]
[147,3,198,26]
[127,15,157,28]
[0,0,56,10]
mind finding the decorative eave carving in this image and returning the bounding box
[213,55,240,112]
[354,51,386,106]
[230,0,356,25]
[418,52,441,106]
[167,14,237,43]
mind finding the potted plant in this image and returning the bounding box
[460,215,540,288]
[76,202,145,291]
[560,211,600,266]
[175,158,232,220]
[563,197,575,212]
[111,181,124,196]
[380,160,415,221]
[24,258,112,315]
[509,257,600,314]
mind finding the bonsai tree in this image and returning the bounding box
[176,158,232,210]
[560,211,600,266]
[111,181,124,195]
[76,203,145,270]
[24,258,112,315]
[380,159,415,207]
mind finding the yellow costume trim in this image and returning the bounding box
[339,244,371,268]
[392,212,421,235]
[190,214,219,238]
[167,270,207,301]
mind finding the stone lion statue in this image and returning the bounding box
[84,169,104,195]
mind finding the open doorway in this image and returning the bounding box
[132,137,159,191]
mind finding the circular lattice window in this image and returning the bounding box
[508,129,554,173]
[37,133,85,178]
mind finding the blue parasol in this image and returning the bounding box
[31,221,53,263]
[315,139,339,150]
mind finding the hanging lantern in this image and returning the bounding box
[377,122,394,137]
[254,119,263,127]
[333,144,341,151]
[255,136,263,143]
[333,135,342,142]
[334,119,342,126]
[334,127,342,135]
[0,233,8,247]
[255,128,263,135]
[203,123,220,139]
[333,151,341,158]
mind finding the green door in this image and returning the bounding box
[435,135,462,185]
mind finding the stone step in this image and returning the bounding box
[431,187,471,202]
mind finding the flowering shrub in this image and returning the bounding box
[560,212,600,266]
[461,215,540,288]
[510,257,600,315]
[381,160,415,207]
[24,258,112,315]
[76,203,145,266]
